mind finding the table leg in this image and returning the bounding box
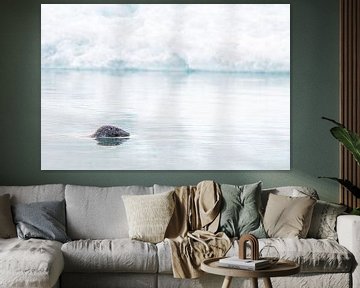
[251,278,258,288]
[221,276,233,288]
[263,277,273,288]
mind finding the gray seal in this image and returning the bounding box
[91,125,130,138]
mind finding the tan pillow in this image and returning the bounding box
[0,194,16,238]
[122,191,175,243]
[263,193,316,238]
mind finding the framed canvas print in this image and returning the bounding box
[41,4,290,170]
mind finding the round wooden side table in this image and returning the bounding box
[201,257,300,288]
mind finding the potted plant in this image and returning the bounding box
[320,117,360,215]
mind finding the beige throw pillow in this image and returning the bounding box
[122,191,175,243]
[0,194,16,238]
[263,193,316,238]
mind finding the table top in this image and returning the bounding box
[201,257,300,278]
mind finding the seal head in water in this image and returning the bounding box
[91,125,130,138]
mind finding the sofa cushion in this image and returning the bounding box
[261,186,319,213]
[157,237,353,274]
[0,194,16,238]
[218,182,266,238]
[263,194,316,238]
[261,238,354,273]
[65,185,153,239]
[122,191,175,243]
[0,238,64,288]
[157,240,173,274]
[307,200,347,240]
[12,200,70,243]
[0,184,65,204]
[234,238,353,273]
[61,239,158,273]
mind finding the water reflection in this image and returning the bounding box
[41,70,290,170]
[94,137,129,146]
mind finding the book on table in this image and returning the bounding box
[218,257,271,270]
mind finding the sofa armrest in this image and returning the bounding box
[337,215,360,288]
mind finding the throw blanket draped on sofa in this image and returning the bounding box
[165,181,231,278]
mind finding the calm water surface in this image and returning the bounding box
[41,69,289,170]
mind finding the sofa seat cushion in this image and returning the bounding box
[62,239,158,273]
[231,238,354,273]
[0,238,64,288]
[157,238,353,274]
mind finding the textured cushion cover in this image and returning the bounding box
[263,194,316,238]
[65,185,153,239]
[122,191,175,243]
[218,182,266,238]
[0,194,16,238]
[62,239,158,273]
[0,238,64,288]
[307,200,347,240]
[12,200,70,243]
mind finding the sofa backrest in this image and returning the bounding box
[0,184,320,240]
[0,184,65,204]
[65,184,154,240]
[153,184,175,194]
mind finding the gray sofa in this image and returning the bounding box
[0,184,359,288]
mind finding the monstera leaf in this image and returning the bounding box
[323,117,360,165]
[321,117,360,201]
[318,177,360,199]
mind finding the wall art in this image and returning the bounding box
[41,4,290,170]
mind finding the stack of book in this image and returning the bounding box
[218,257,271,270]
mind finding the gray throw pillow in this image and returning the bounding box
[12,200,70,243]
[0,194,16,238]
[218,182,266,238]
[307,200,347,240]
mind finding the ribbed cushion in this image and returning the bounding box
[0,238,63,288]
[62,239,158,273]
[122,191,175,243]
[65,185,153,239]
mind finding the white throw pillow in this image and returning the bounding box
[122,191,175,243]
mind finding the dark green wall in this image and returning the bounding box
[0,0,340,202]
